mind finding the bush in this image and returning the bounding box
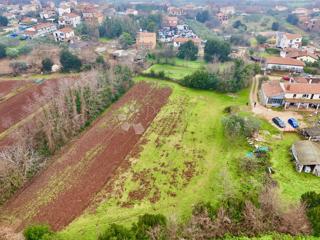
[42,58,53,73]
[222,114,260,138]
[6,48,19,58]
[60,49,82,72]
[304,67,317,75]
[0,44,6,58]
[18,45,32,55]
[132,213,167,240]
[23,224,53,240]
[301,192,320,210]
[10,61,28,75]
[192,201,217,219]
[256,35,268,45]
[307,206,320,236]
[181,70,218,90]
[177,40,198,61]
[98,224,133,240]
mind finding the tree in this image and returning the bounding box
[98,224,133,240]
[196,10,210,23]
[42,58,53,73]
[99,16,138,39]
[222,114,260,138]
[204,39,231,62]
[132,214,167,240]
[10,61,28,75]
[271,22,280,31]
[60,49,82,72]
[232,20,247,31]
[302,37,309,46]
[256,35,268,45]
[177,40,199,61]
[181,70,218,90]
[23,225,53,240]
[119,32,135,49]
[287,14,299,25]
[0,44,6,58]
[0,15,8,26]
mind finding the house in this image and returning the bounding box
[164,16,178,28]
[292,140,320,176]
[25,22,57,38]
[276,32,302,49]
[173,37,201,48]
[136,32,157,50]
[125,9,138,16]
[259,80,285,107]
[58,5,71,16]
[265,57,305,72]
[59,12,81,27]
[304,18,320,32]
[216,12,228,24]
[40,8,57,20]
[260,79,320,110]
[54,27,75,43]
[275,5,288,12]
[167,7,185,16]
[220,6,235,15]
[292,8,309,16]
[301,127,320,141]
[82,7,104,24]
[286,51,319,64]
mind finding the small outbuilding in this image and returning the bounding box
[301,127,320,141]
[292,140,320,176]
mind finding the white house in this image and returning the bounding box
[265,57,305,73]
[59,12,81,27]
[276,32,303,49]
[54,27,75,43]
[58,5,71,16]
[220,6,235,15]
[25,22,57,38]
[40,8,57,20]
[260,79,320,110]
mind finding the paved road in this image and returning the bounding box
[250,75,304,131]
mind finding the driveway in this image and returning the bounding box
[250,75,305,131]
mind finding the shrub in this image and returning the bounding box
[304,67,317,75]
[192,201,217,220]
[181,70,218,90]
[132,213,167,240]
[42,58,53,73]
[222,114,260,138]
[6,48,19,58]
[177,40,198,61]
[23,224,53,240]
[307,206,320,236]
[0,44,6,58]
[301,192,320,209]
[18,45,32,55]
[98,224,133,240]
[204,38,231,62]
[59,49,82,72]
[10,61,28,75]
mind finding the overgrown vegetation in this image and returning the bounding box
[301,192,320,236]
[0,66,133,205]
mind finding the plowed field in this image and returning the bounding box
[0,82,171,231]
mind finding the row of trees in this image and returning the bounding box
[181,60,259,92]
[0,67,133,205]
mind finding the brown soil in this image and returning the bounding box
[0,81,28,99]
[1,82,171,231]
[0,78,76,148]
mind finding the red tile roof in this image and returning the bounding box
[284,83,320,94]
[284,33,302,40]
[261,81,284,97]
[266,57,305,67]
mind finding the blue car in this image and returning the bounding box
[288,118,299,128]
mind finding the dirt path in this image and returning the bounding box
[250,75,305,131]
[0,82,172,231]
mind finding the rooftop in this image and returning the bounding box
[293,140,320,165]
[261,80,284,97]
[284,83,320,94]
[266,56,305,67]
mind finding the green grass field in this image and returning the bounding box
[59,77,253,240]
[185,19,219,40]
[144,59,205,80]
[270,133,320,203]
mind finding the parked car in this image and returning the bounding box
[288,118,299,128]
[272,117,286,128]
[282,76,290,81]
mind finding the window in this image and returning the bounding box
[293,94,297,98]
[302,94,309,98]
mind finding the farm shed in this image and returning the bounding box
[301,127,320,141]
[292,140,320,176]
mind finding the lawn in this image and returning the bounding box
[59,77,253,240]
[185,19,219,40]
[144,59,205,80]
[270,133,320,203]
[99,37,111,43]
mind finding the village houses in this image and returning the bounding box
[24,22,57,39]
[54,27,75,43]
[276,32,303,49]
[265,56,305,73]
[136,32,157,50]
[59,12,81,28]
